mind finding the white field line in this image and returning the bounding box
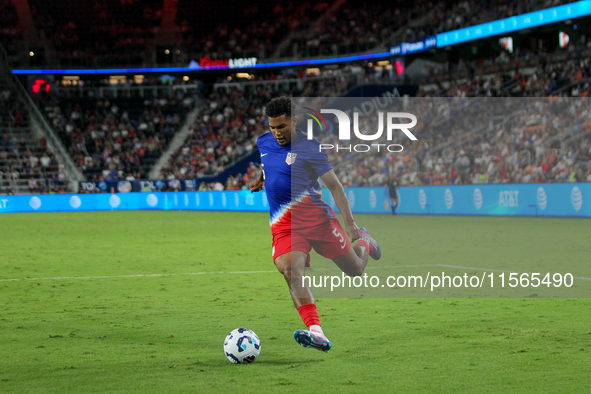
[1,264,590,282]
[0,265,432,282]
[0,270,275,282]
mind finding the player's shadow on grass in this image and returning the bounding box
[197,359,326,367]
[256,359,326,365]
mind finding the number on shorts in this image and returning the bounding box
[332,227,347,249]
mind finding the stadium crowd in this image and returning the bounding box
[393,0,575,44]
[161,73,358,179]
[39,88,199,181]
[180,1,328,61]
[419,46,591,97]
[0,0,21,66]
[26,47,591,192]
[31,0,162,67]
[261,0,575,59]
[297,47,591,189]
[193,163,259,191]
[0,89,68,194]
[321,97,591,188]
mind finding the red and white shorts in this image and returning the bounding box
[271,217,352,264]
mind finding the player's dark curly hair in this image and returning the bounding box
[265,97,292,118]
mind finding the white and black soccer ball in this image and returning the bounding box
[223,328,261,364]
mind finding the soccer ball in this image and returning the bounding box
[223,328,261,364]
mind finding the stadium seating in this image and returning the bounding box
[0,88,67,194]
[39,86,198,181]
[323,97,591,187]
[25,47,591,191]
[162,73,358,180]
[26,71,357,189]
[419,47,591,97]
[0,0,22,67]
[30,0,161,67]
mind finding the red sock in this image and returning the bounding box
[297,303,320,329]
[356,238,370,253]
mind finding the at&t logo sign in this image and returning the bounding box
[571,186,583,211]
[536,187,547,210]
[109,194,121,208]
[499,190,519,207]
[69,196,82,209]
[146,194,158,207]
[369,190,376,209]
[348,190,355,208]
[29,196,41,210]
[473,188,482,210]
[418,189,427,209]
[444,188,453,210]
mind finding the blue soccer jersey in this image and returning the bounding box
[257,129,336,232]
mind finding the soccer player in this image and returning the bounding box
[249,97,381,352]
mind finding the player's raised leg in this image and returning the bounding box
[274,251,332,352]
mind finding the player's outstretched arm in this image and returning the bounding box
[320,169,361,241]
[249,169,264,193]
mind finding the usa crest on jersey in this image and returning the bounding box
[285,153,297,165]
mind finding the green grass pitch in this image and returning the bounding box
[1,211,590,393]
